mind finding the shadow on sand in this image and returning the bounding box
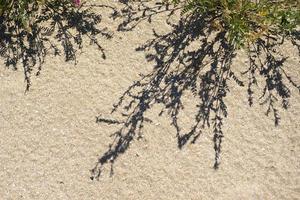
[91,1,300,180]
[0,0,114,91]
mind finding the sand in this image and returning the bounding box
[0,1,299,199]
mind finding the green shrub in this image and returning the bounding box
[171,0,299,48]
[0,0,46,30]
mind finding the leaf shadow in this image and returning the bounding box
[0,0,114,91]
[90,1,300,179]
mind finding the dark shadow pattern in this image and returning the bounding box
[91,1,300,180]
[0,0,113,91]
[114,0,180,31]
[245,36,300,125]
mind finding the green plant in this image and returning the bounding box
[0,0,46,30]
[171,0,299,48]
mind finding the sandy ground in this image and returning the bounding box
[0,1,300,199]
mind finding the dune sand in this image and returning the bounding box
[0,1,299,199]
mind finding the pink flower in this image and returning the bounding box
[74,0,80,6]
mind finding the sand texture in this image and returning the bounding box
[0,1,300,199]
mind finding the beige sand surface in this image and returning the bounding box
[0,1,299,199]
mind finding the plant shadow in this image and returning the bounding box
[0,0,114,91]
[90,1,300,180]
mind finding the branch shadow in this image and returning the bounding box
[91,1,300,179]
[114,0,180,31]
[0,0,114,91]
